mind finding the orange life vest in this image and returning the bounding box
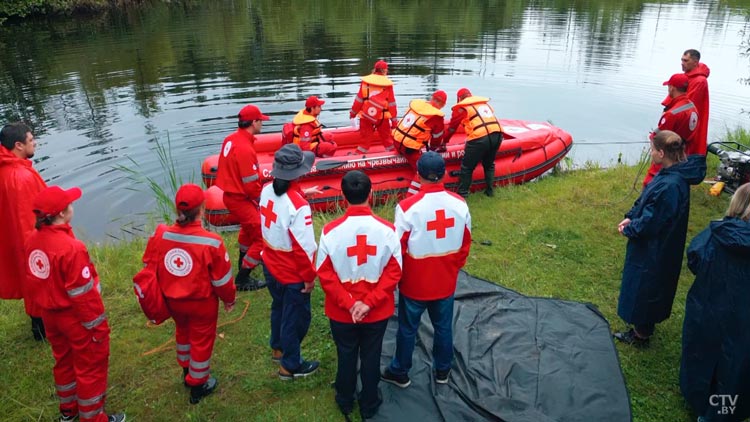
[360,74,394,123]
[291,109,323,148]
[392,100,444,150]
[452,96,502,141]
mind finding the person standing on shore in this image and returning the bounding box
[0,122,48,340]
[215,105,269,291]
[680,49,710,155]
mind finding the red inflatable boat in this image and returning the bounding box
[201,119,573,227]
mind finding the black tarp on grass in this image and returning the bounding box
[371,271,632,422]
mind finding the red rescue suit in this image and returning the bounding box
[0,147,46,316]
[686,63,710,155]
[25,224,110,422]
[643,95,699,186]
[292,109,337,158]
[142,222,235,386]
[350,74,397,152]
[395,183,472,301]
[215,129,263,269]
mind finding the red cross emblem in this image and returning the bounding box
[36,259,44,270]
[173,257,184,268]
[347,234,377,266]
[426,209,455,239]
[261,200,278,228]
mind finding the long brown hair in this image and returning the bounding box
[726,183,750,222]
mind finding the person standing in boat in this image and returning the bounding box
[444,88,503,198]
[215,104,268,291]
[642,73,699,187]
[259,144,320,380]
[316,170,402,421]
[141,183,236,405]
[0,122,48,340]
[25,186,126,422]
[680,182,750,422]
[392,90,447,196]
[349,60,397,154]
[289,95,337,157]
[614,130,705,346]
[382,152,472,389]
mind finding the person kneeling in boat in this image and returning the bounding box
[288,95,337,158]
[444,88,503,198]
[392,90,447,196]
[349,60,397,154]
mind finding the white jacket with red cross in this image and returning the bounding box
[260,181,317,283]
[395,182,472,300]
[316,205,402,324]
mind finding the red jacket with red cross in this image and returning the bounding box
[260,182,317,284]
[215,129,262,199]
[658,94,699,155]
[25,224,108,332]
[316,205,402,323]
[142,222,235,304]
[395,183,472,301]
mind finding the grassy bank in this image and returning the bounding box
[0,161,735,422]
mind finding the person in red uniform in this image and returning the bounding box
[141,184,236,404]
[316,170,402,420]
[392,90,447,196]
[681,49,710,155]
[643,73,700,186]
[215,104,268,291]
[381,152,472,388]
[349,60,397,154]
[290,95,337,157]
[0,122,47,340]
[259,144,320,379]
[25,186,125,422]
[444,88,504,198]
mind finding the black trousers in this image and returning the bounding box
[329,318,388,414]
[458,131,502,197]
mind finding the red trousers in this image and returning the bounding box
[223,192,262,269]
[357,118,393,152]
[396,145,422,197]
[168,297,219,386]
[43,309,110,422]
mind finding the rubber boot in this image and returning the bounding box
[31,316,46,341]
[189,376,218,404]
[484,163,495,197]
[457,166,472,198]
[182,367,189,387]
[235,250,253,291]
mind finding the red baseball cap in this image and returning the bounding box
[33,186,82,217]
[374,60,388,71]
[175,183,205,211]
[305,96,325,108]
[457,88,472,101]
[238,104,270,122]
[663,73,689,90]
[432,90,447,104]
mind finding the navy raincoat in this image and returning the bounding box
[617,155,705,326]
[680,217,750,421]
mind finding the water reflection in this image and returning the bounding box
[0,0,748,240]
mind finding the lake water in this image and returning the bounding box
[1,0,749,240]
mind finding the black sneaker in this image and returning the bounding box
[189,376,218,404]
[381,368,411,388]
[613,329,650,347]
[278,360,320,380]
[107,414,126,422]
[484,188,494,197]
[359,393,383,420]
[59,413,78,422]
[235,269,267,291]
[435,369,450,384]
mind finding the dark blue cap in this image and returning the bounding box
[417,151,446,182]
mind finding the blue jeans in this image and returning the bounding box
[389,294,455,375]
[264,266,311,372]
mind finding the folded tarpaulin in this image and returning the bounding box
[372,271,632,422]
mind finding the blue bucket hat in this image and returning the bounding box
[270,144,315,181]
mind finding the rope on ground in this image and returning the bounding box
[141,299,250,357]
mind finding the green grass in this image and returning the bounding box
[0,162,734,422]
